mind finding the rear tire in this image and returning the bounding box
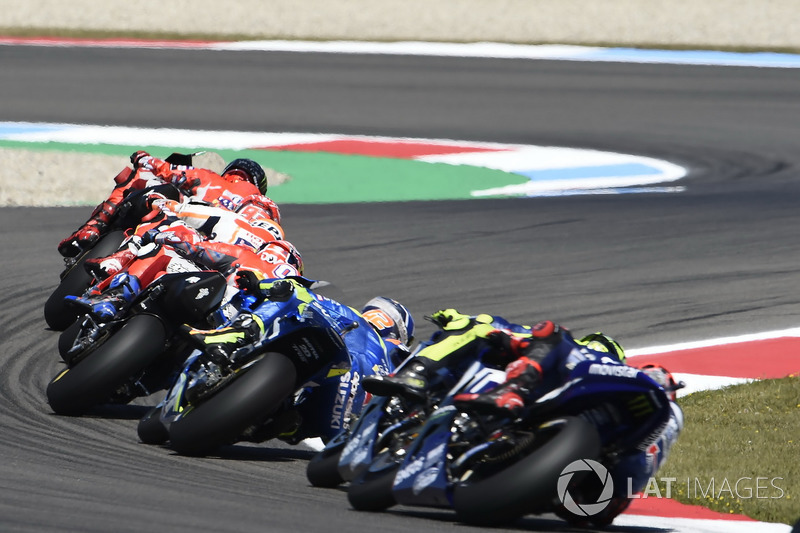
[452,416,601,526]
[168,352,297,456]
[137,406,169,445]
[307,440,346,488]
[44,230,126,331]
[46,314,167,416]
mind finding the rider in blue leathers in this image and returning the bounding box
[185,275,416,441]
[362,309,684,528]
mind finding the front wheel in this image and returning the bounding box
[347,451,400,512]
[452,416,601,526]
[46,313,167,416]
[168,352,297,456]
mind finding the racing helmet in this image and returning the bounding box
[637,363,682,401]
[248,217,285,241]
[236,194,281,224]
[259,240,304,275]
[361,296,415,347]
[222,158,268,194]
[577,332,626,362]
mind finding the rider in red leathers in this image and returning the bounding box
[131,151,280,219]
[57,164,179,257]
[67,189,298,323]
[58,151,280,257]
[84,195,285,281]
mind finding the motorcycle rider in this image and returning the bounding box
[66,192,301,324]
[83,193,285,281]
[183,279,416,442]
[58,151,279,257]
[68,225,304,324]
[130,151,280,219]
[361,308,532,400]
[362,309,684,528]
[187,281,414,370]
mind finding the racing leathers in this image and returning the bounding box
[58,152,280,258]
[134,154,280,219]
[184,277,410,442]
[57,165,180,257]
[362,309,683,528]
[68,199,298,324]
[85,198,285,281]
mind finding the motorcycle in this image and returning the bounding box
[343,356,674,526]
[46,244,242,416]
[44,153,194,331]
[306,316,529,489]
[137,278,394,456]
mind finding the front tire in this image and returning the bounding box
[347,451,400,511]
[46,313,167,416]
[452,416,601,526]
[168,352,297,456]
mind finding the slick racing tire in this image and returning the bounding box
[137,406,169,445]
[452,416,601,526]
[44,230,127,331]
[347,451,400,512]
[168,352,297,456]
[46,313,167,416]
[306,439,346,488]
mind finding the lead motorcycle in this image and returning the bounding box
[46,243,244,416]
[340,355,675,527]
[137,278,394,456]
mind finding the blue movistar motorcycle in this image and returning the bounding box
[344,356,674,527]
[307,315,529,489]
[137,278,394,456]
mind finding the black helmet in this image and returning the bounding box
[222,158,268,194]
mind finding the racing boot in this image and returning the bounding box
[57,200,117,257]
[84,247,137,281]
[362,357,436,402]
[453,357,542,415]
[183,312,265,365]
[64,273,141,321]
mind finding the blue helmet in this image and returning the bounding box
[222,158,268,194]
[362,296,415,347]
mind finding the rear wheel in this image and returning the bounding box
[46,313,167,416]
[168,352,297,456]
[137,406,169,445]
[452,416,601,526]
[44,230,126,331]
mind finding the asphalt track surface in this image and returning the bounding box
[2,45,800,532]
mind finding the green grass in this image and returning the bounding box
[657,376,799,525]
